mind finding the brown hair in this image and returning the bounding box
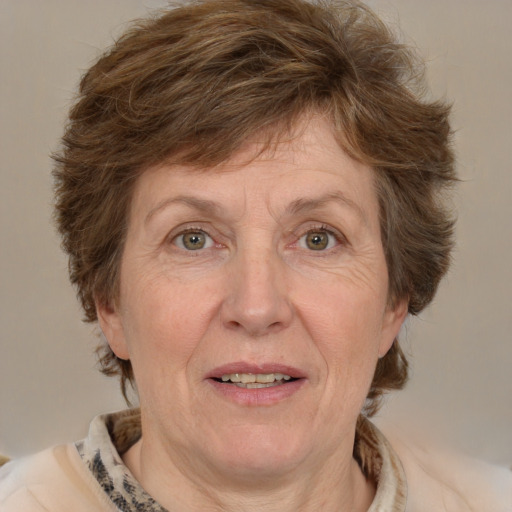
[53,0,455,413]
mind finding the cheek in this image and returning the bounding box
[121,272,221,370]
[296,285,385,432]
[298,277,386,335]
[294,278,386,375]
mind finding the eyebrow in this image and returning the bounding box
[286,191,368,224]
[145,191,368,225]
[145,195,222,224]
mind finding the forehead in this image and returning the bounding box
[131,115,378,225]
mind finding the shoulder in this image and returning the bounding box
[0,444,115,511]
[381,427,512,512]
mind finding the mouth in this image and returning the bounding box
[214,372,296,389]
[206,363,305,404]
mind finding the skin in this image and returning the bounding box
[98,114,407,512]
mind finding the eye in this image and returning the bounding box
[298,229,338,251]
[174,230,214,251]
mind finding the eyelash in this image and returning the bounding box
[171,227,215,251]
[295,224,345,252]
[169,224,346,253]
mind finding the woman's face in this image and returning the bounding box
[98,115,406,483]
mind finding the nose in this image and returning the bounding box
[220,247,293,337]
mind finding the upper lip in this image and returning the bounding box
[206,362,305,380]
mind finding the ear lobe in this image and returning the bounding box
[96,299,130,360]
[378,299,408,358]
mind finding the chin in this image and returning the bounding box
[207,425,309,478]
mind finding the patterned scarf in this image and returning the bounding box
[76,409,407,511]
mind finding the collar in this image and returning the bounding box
[76,409,407,511]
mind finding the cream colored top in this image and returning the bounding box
[0,409,510,511]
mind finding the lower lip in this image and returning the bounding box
[207,378,305,406]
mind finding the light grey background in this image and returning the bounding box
[1,1,511,465]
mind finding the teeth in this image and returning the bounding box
[220,372,293,385]
[236,382,277,389]
[241,373,254,384]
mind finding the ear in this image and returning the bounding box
[96,299,130,360]
[378,299,408,358]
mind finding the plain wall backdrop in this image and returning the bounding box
[1,0,511,465]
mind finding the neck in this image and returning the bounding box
[123,435,375,512]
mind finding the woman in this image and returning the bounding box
[1,0,510,510]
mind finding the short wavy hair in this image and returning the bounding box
[53,0,455,414]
